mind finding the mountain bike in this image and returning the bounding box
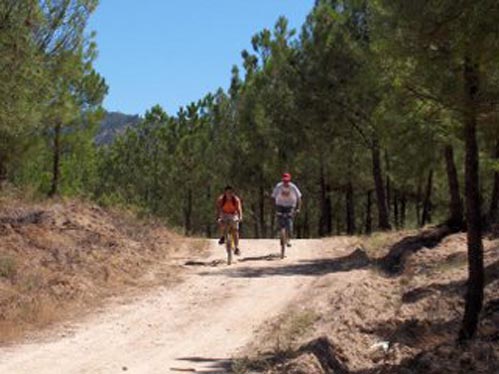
[276,208,294,259]
[220,216,239,265]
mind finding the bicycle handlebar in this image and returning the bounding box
[276,211,295,217]
[217,217,240,223]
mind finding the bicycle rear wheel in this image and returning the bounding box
[280,227,286,259]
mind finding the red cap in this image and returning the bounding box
[282,173,292,182]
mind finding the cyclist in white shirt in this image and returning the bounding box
[271,173,302,246]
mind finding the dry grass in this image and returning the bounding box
[360,230,416,258]
[0,196,203,345]
[272,310,320,353]
[233,307,320,373]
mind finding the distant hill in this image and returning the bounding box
[96,111,141,145]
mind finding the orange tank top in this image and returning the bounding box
[221,196,238,214]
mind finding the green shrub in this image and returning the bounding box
[0,256,17,279]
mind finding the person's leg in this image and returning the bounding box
[233,221,241,255]
[287,217,293,246]
[286,207,294,246]
[276,205,285,233]
[218,220,226,244]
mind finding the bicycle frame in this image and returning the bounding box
[220,217,238,265]
[276,211,293,259]
[224,226,235,265]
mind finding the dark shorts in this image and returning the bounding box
[276,205,294,232]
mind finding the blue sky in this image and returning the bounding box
[88,1,314,115]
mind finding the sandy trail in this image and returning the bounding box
[0,238,347,374]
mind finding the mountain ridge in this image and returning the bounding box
[96,111,141,145]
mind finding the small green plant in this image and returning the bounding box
[361,232,394,256]
[434,254,468,273]
[234,309,319,373]
[361,230,417,258]
[272,309,319,354]
[0,256,17,279]
[285,310,318,340]
[21,273,43,292]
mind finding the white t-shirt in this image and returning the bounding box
[272,182,302,207]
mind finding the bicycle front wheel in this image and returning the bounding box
[226,232,233,265]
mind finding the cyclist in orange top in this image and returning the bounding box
[216,186,243,255]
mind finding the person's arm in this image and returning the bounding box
[294,184,303,213]
[271,184,279,206]
[237,197,243,221]
[296,197,302,213]
[216,196,222,220]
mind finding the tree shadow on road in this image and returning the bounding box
[379,225,459,275]
[184,259,226,267]
[362,316,459,350]
[402,259,499,304]
[172,356,231,373]
[199,248,371,278]
[244,314,499,374]
[238,254,282,262]
[354,312,499,373]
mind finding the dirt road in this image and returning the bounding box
[0,238,348,374]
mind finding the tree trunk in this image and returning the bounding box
[325,187,332,235]
[372,142,391,230]
[346,182,356,235]
[303,209,310,238]
[206,186,212,238]
[252,203,260,238]
[459,55,484,342]
[385,150,391,216]
[184,188,193,235]
[393,189,400,229]
[270,206,275,238]
[421,169,434,226]
[416,182,423,227]
[319,168,326,237]
[259,185,266,238]
[295,220,302,239]
[488,139,499,225]
[318,165,332,236]
[444,144,464,229]
[400,192,407,228]
[365,190,372,235]
[0,153,8,187]
[49,122,62,197]
[150,145,160,213]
